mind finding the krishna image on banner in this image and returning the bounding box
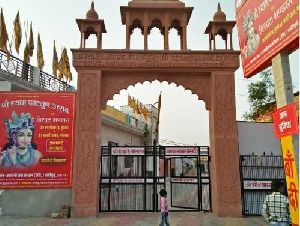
[242,9,260,58]
[0,111,42,169]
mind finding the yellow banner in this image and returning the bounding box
[281,135,299,226]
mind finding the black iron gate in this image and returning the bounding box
[99,145,211,212]
[240,155,286,216]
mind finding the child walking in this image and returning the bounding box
[159,189,170,226]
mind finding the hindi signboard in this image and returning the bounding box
[165,147,198,156]
[111,147,145,155]
[236,0,299,77]
[272,103,299,137]
[243,180,272,190]
[0,92,75,189]
[272,104,299,225]
[171,178,198,183]
[111,178,144,183]
[281,136,299,226]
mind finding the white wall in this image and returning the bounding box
[237,121,282,155]
[101,123,143,146]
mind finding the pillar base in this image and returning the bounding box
[214,204,242,217]
[73,205,97,217]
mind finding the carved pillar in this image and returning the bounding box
[182,25,187,50]
[209,71,242,217]
[144,26,148,50]
[126,13,130,50]
[80,32,83,48]
[97,32,102,49]
[230,32,233,50]
[143,13,149,50]
[209,33,212,50]
[180,31,183,50]
[72,70,102,217]
[126,26,130,50]
[164,27,169,50]
[213,34,216,50]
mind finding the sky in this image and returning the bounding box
[1,0,299,146]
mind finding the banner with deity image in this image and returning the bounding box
[236,0,299,77]
[0,92,75,189]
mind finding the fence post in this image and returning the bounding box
[33,67,40,86]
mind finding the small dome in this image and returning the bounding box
[86,2,99,20]
[213,3,226,22]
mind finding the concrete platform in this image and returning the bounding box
[0,212,268,226]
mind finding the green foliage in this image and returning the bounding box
[243,68,276,121]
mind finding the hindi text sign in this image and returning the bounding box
[0,92,75,189]
[272,103,299,137]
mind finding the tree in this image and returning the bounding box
[243,68,276,121]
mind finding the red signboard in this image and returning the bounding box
[272,103,299,137]
[236,0,299,77]
[0,92,76,189]
[235,0,247,15]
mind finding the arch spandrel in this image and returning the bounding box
[72,49,240,111]
[100,72,211,110]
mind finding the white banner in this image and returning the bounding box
[111,147,144,155]
[171,178,198,183]
[165,147,198,156]
[111,178,144,183]
[243,180,272,190]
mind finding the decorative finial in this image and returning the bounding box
[217,2,221,12]
[213,2,226,22]
[86,1,99,19]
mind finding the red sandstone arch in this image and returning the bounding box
[71,49,242,217]
[72,0,242,219]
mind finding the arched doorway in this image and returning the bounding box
[72,1,242,218]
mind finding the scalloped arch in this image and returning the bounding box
[84,26,97,39]
[100,72,211,110]
[170,19,181,33]
[149,18,164,34]
[130,19,143,34]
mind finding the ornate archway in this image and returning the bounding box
[72,1,242,218]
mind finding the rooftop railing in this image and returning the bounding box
[0,49,73,91]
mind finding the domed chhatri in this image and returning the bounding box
[213,3,226,22]
[122,0,191,50]
[76,1,106,49]
[86,1,99,20]
[205,2,236,50]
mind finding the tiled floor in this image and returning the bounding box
[0,212,268,226]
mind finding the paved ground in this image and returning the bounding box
[0,212,268,226]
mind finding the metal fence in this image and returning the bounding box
[99,146,211,212]
[0,49,72,91]
[240,155,285,216]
